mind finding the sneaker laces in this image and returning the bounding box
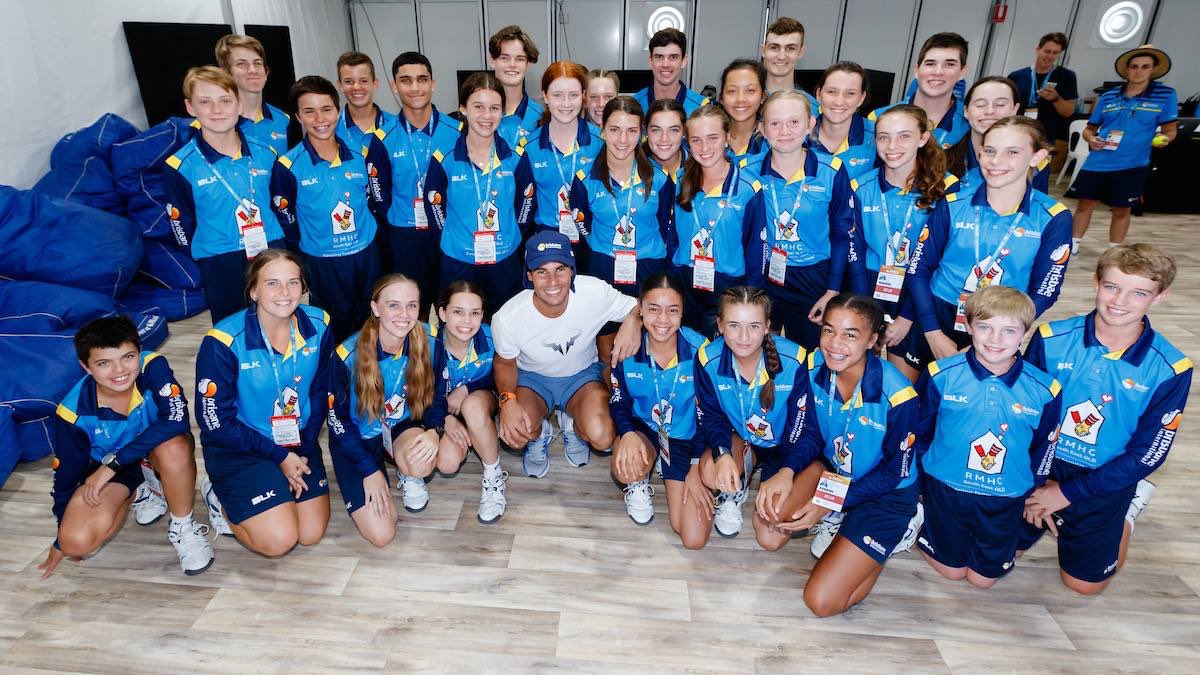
[169,521,212,544]
[623,481,655,503]
[482,471,508,494]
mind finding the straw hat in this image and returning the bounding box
[1114,44,1171,80]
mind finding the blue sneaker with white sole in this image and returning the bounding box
[557,410,591,467]
[524,419,554,478]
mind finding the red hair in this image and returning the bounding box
[538,60,589,126]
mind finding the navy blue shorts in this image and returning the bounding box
[754,445,785,481]
[837,482,919,564]
[196,240,286,324]
[330,435,390,513]
[518,362,603,411]
[766,259,832,352]
[304,244,381,343]
[631,418,695,482]
[441,252,524,319]
[382,226,440,316]
[587,251,670,298]
[202,442,330,525]
[673,264,744,339]
[901,296,971,371]
[1067,167,1150,208]
[1016,461,1135,583]
[917,476,1025,578]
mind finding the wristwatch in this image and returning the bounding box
[711,445,732,461]
[498,391,517,407]
[101,452,122,472]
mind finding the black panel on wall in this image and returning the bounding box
[795,69,895,115]
[243,25,296,112]
[123,22,232,126]
[123,22,297,129]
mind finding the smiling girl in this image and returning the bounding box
[327,274,447,545]
[910,116,1073,364]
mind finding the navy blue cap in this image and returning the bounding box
[523,230,577,289]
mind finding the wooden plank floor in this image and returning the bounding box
[3,191,1199,673]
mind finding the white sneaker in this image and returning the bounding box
[1126,479,1157,530]
[892,502,924,556]
[132,482,168,526]
[713,492,743,538]
[810,511,845,558]
[623,479,655,525]
[168,518,215,576]
[478,471,508,524]
[399,474,430,513]
[201,479,233,536]
[557,410,591,467]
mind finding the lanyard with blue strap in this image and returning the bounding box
[689,164,736,289]
[551,133,582,240]
[880,188,918,266]
[826,369,863,477]
[259,317,301,446]
[1028,66,1055,107]
[610,165,639,249]
[954,207,1025,331]
[766,164,807,244]
[380,338,411,452]
[470,145,498,225]
[207,150,267,256]
[731,352,765,444]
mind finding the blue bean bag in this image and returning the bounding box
[0,280,116,333]
[32,114,140,215]
[119,282,207,322]
[139,240,203,290]
[0,186,143,298]
[111,117,196,241]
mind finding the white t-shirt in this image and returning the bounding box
[492,275,637,377]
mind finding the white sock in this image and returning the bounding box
[1108,241,1120,248]
[169,511,193,529]
[482,460,501,478]
[1072,237,1082,248]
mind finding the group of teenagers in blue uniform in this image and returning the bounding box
[41,20,1190,618]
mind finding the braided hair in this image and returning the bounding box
[718,286,780,409]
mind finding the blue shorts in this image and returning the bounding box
[1016,460,1135,583]
[329,435,390,514]
[766,259,832,352]
[917,476,1025,578]
[382,226,440,315]
[673,264,744,339]
[304,244,381,342]
[587,251,670,298]
[1067,167,1150,208]
[202,442,330,525]
[518,362,603,412]
[441,252,524,319]
[196,239,285,323]
[901,296,971,370]
[630,418,695,482]
[837,482,920,564]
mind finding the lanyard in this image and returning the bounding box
[767,172,807,230]
[880,188,917,263]
[646,333,683,433]
[403,115,433,190]
[470,145,498,212]
[612,165,638,222]
[731,352,765,429]
[971,206,1024,288]
[259,318,299,421]
[382,338,409,421]
[207,154,256,207]
[551,132,580,194]
[826,369,863,476]
[690,164,736,242]
[1028,66,1055,107]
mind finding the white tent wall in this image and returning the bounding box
[0,0,351,189]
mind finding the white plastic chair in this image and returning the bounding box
[1056,118,1089,188]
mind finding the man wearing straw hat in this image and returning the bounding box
[1068,45,1178,254]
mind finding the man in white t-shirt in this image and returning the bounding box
[493,231,641,477]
